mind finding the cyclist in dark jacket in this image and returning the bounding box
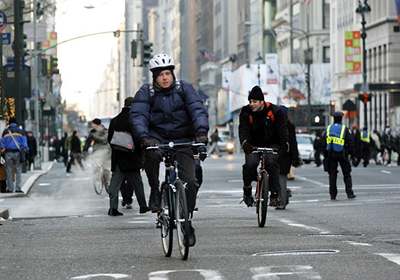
[238,86,289,207]
[130,53,209,246]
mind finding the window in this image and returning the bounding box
[323,46,330,63]
[323,0,330,29]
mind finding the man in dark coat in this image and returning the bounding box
[130,53,209,246]
[26,131,37,171]
[66,131,84,173]
[238,86,289,207]
[107,97,149,216]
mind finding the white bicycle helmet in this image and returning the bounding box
[149,53,175,71]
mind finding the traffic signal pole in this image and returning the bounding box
[14,0,24,124]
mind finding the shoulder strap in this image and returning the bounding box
[9,131,21,151]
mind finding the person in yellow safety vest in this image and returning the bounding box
[322,111,356,200]
[360,127,371,167]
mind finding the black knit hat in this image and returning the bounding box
[248,86,264,101]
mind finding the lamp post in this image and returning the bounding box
[356,0,371,129]
[255,52,263,86]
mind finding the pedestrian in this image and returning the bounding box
[208,128,221,156]
[276,106,301,210]
[60,132,69,166]
[313,130,324,167]
[0,117,29,193]
[238,85,289,208]
[107,97,149,216]
[130,53,209,246]
[26,131,37,171]
[360,127,371,167]
[322,112,356,200]
[66,131,84,173]
[350,125,362,167]
[382,126,393,165]
[370,130,382,165]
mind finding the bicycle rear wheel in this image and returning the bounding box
[93,165,103,195]
[175,180,190,260]
[103,169,111,194]
[256,173,269,227]
[160,183,173,257]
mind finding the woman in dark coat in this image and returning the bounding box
[277,111,301,209]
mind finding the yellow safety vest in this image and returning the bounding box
[360,131,370,143]
[326,124,346,152]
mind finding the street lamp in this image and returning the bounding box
[255,52,263,86]
[356,0,371,129]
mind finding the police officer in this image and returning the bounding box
[323,112,356,200]
[360,127,371,167]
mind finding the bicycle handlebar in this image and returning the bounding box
[252,147,278,154]
[146,141,206,151]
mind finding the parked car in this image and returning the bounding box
[296,133,314,164]
[217,131,235,154]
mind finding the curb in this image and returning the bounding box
[0,208,9,219]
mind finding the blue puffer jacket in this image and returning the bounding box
[130,80,209,143]
[1,123,29,151]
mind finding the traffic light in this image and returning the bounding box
[50,56,59,75]
[131,40,137,59]
[358,93,371,104]
[142,41,153,66]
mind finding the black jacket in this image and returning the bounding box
[108,107,143,172]
[70,135,82,153]
[239,102,289,151]
[279,120,299,175]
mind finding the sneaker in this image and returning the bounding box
[347,194,356,199]
[149,189,161,212]
[242,194,255,207]
[139,206,150,214]
[269,194,279,207]
[125,204,132,209]
[330,196,337,201]
[184,221,196,247]
[121,201,126,207]
[15,190,24,193]
[108,209,123,216]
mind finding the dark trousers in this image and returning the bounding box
[109,166,147,210]
[327,153,354,198]
[66,152,84,172]
[144,147,198,212]
[315,149,322,166]
[361,143,370,167]
[242,153,280,194]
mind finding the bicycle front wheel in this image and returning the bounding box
[256,173,269,227]
[160,183,173,257]
[175,180,190,260]
[93,165,103,195]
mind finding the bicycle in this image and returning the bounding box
[147,141,205,260]
[253,147,278,228]
[93,161,110,195]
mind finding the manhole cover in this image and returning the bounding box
[252,249,339,256]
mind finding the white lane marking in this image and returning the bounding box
[227,179,242,183]
[280,218,330,234]
[251,265,321,280]
[38,183,51,186]
[344,241,372,247]
[323,203,363,207]
[149,269,224,280]
[70,177,91,181]
[0,199,4,203]
[199,190,243,194]
[252,250,339,257]
[381,170,391,174]
[70,274,130,279]
[127,220,154,224]
[376,253,400,266]
[296,176,327,188]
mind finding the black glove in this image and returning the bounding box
[141,137,159,149]
[292,157,302,167]
[195,133,208,144]
[198,145,207,161]
[242,141,254,154]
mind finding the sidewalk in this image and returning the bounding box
[0,161,54,219]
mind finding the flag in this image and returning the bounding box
[396,0,400,24]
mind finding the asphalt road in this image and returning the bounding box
[1,155,399,280]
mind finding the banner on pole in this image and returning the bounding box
[345,31,361,74]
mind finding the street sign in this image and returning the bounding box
[1,32,11,44]
[0,11,7,32]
